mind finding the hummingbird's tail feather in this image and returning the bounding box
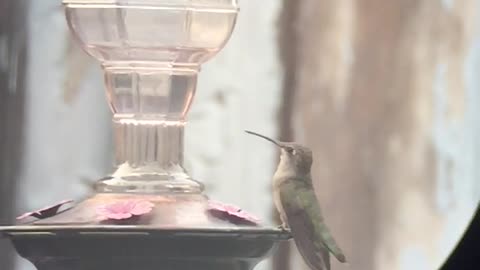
[317,219,347,263]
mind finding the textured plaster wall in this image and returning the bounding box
[15,1,282,270]
[284,0,480,270]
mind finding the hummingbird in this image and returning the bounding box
[245,130,347,270]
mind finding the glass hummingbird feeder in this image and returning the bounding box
[0,1,290,270]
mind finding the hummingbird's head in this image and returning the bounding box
[245,130,313,175]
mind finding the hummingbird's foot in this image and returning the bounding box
[277,223,290,231]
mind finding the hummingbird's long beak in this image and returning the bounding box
[245,130,282,148]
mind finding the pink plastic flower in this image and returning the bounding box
[207,200,260,226]
[16,200,74,220]
[96,200,155,221]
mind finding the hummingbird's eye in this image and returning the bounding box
[285,147,294,154]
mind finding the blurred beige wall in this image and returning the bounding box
[281,0,480,270]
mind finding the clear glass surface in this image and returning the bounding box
[63,0,238,193]
[66,5,237,63]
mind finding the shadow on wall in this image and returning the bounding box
[0,0,28,270]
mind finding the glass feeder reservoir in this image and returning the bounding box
[65,0,238,194]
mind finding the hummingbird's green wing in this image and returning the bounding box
[279,181,347,265]
[283,201,331,270]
